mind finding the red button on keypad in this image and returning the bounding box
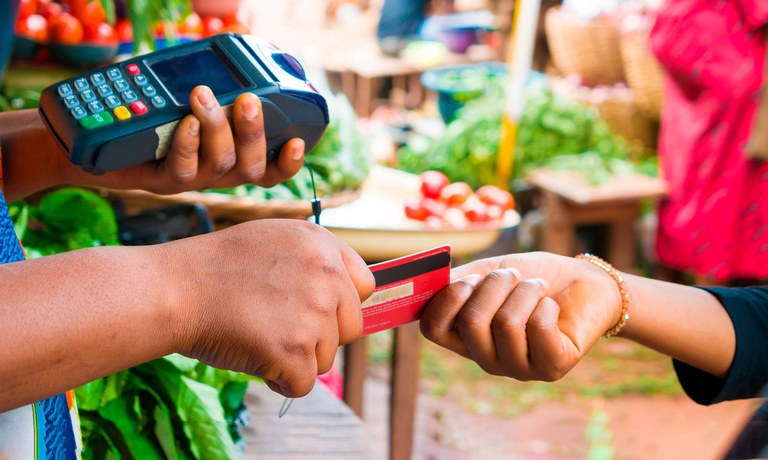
[130,101,148,115]
[126,64,140,76]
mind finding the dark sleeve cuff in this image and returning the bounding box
[673,286,768,405]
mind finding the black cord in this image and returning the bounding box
[305,161,322,225]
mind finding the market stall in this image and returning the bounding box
[6,1,753,459]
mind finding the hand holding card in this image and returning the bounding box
[362,246,451,335]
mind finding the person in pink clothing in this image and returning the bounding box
[650,0,768,284]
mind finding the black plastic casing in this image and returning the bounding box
[39,34,329,174]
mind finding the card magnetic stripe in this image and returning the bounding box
[373,252,451,287]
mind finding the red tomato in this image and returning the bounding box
[35,0,50,14]
[67,0,88,19]
[443,208,469,228]
[419,170,450,199]
[421,198,447,218]
[486,204,504,221]
[79,1,105,30]
[85,21,117,44]
[40,1,62,21]
[476,185,514,210]
[51,13,83,44]
[223,11,242,26]
[439,182,473,207]
[115,19,132,42]
[18,0,37,19]
[179,12,204,37]
[404,199,429,221]
[202,16,224,37]
[154,21,179,38]
[16,14,48,42]
[462,197,490,223]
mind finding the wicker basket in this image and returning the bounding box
[100,188,361,225]
[545,6,625,86]
[621,30,665,119]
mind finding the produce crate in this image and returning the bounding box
[544,6,625,86]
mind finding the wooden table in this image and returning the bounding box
[242,381,370,459]
[527,169,667,271]
[336,47,497,117]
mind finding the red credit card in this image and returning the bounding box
[362,246,451,335]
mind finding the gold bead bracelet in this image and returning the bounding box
[576,253,630,338]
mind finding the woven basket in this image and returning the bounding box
[545,6,625,86]
[100,188,361,224]
[621,30,665,119]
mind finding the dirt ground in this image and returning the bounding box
[360,337,757,460]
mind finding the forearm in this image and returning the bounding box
[619,275,735,378]
[0,245,182,412]
[0,109,77,202]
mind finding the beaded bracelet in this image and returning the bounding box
[576,253,630,338]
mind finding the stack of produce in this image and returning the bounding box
[397,81,647,186]
[9,188,256,459]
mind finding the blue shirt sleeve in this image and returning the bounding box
[673,286,768,405]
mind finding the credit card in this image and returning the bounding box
[362,246,451,335]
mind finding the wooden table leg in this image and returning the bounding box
[390,322,421,460]
[343,338,367,418]
[356,75,374,117]
[341,70,357,110]
[607,213,639,272]
[540,190,577,256]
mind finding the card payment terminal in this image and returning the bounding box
[39,34,329,174]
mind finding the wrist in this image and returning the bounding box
[575,255,627,337]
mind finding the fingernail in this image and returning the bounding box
[188,117,200,136]
[242,99,259,120]
[531,278,551,290]
[291,140,305,161]
[459,274,482,287]
[196,87,216,110]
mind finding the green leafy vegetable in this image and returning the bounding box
[397,82,647,187]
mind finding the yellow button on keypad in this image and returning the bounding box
[114,105,131,121]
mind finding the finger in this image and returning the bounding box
[526,296,578,382]
[231,93,267,183]
[275,358,317,398]
[189,85,237,181]
[316,338,338,375]
[258,138,306,187]
[420,274,483,358]
[450,256,507,281]
[456,268,521,372]
[163,115,201,183]
[340,244,376,303]
[491,278,551,380]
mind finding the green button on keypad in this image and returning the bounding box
[80,111,114,129]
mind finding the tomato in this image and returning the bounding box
[404,199,428,221]
[51,13,83,44]
[67,0,88,21]
[35,0,50,15]
[40,1,62,21]
[462,197,490,223]
[439,182,473,207]
[421,198,447,218]
[486,204,504,221]
[223,11,242,26]
[202,16,224,37]
[18,0,37,19]
[16,14,48,42]
[115,19,132,42]
[419,170,450,199]
[179,12,204,37]
[154,21,179,38]
[476,185,514,210]
[85,21,117,44]
[79,1,105,30]
[221,22,250,35]
[444,208,468,228]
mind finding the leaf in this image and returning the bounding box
[153,404,179,460]
[162,354,199,374]
[150,365,238,460]
[37,188,118,246]
[98,396,165,459]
